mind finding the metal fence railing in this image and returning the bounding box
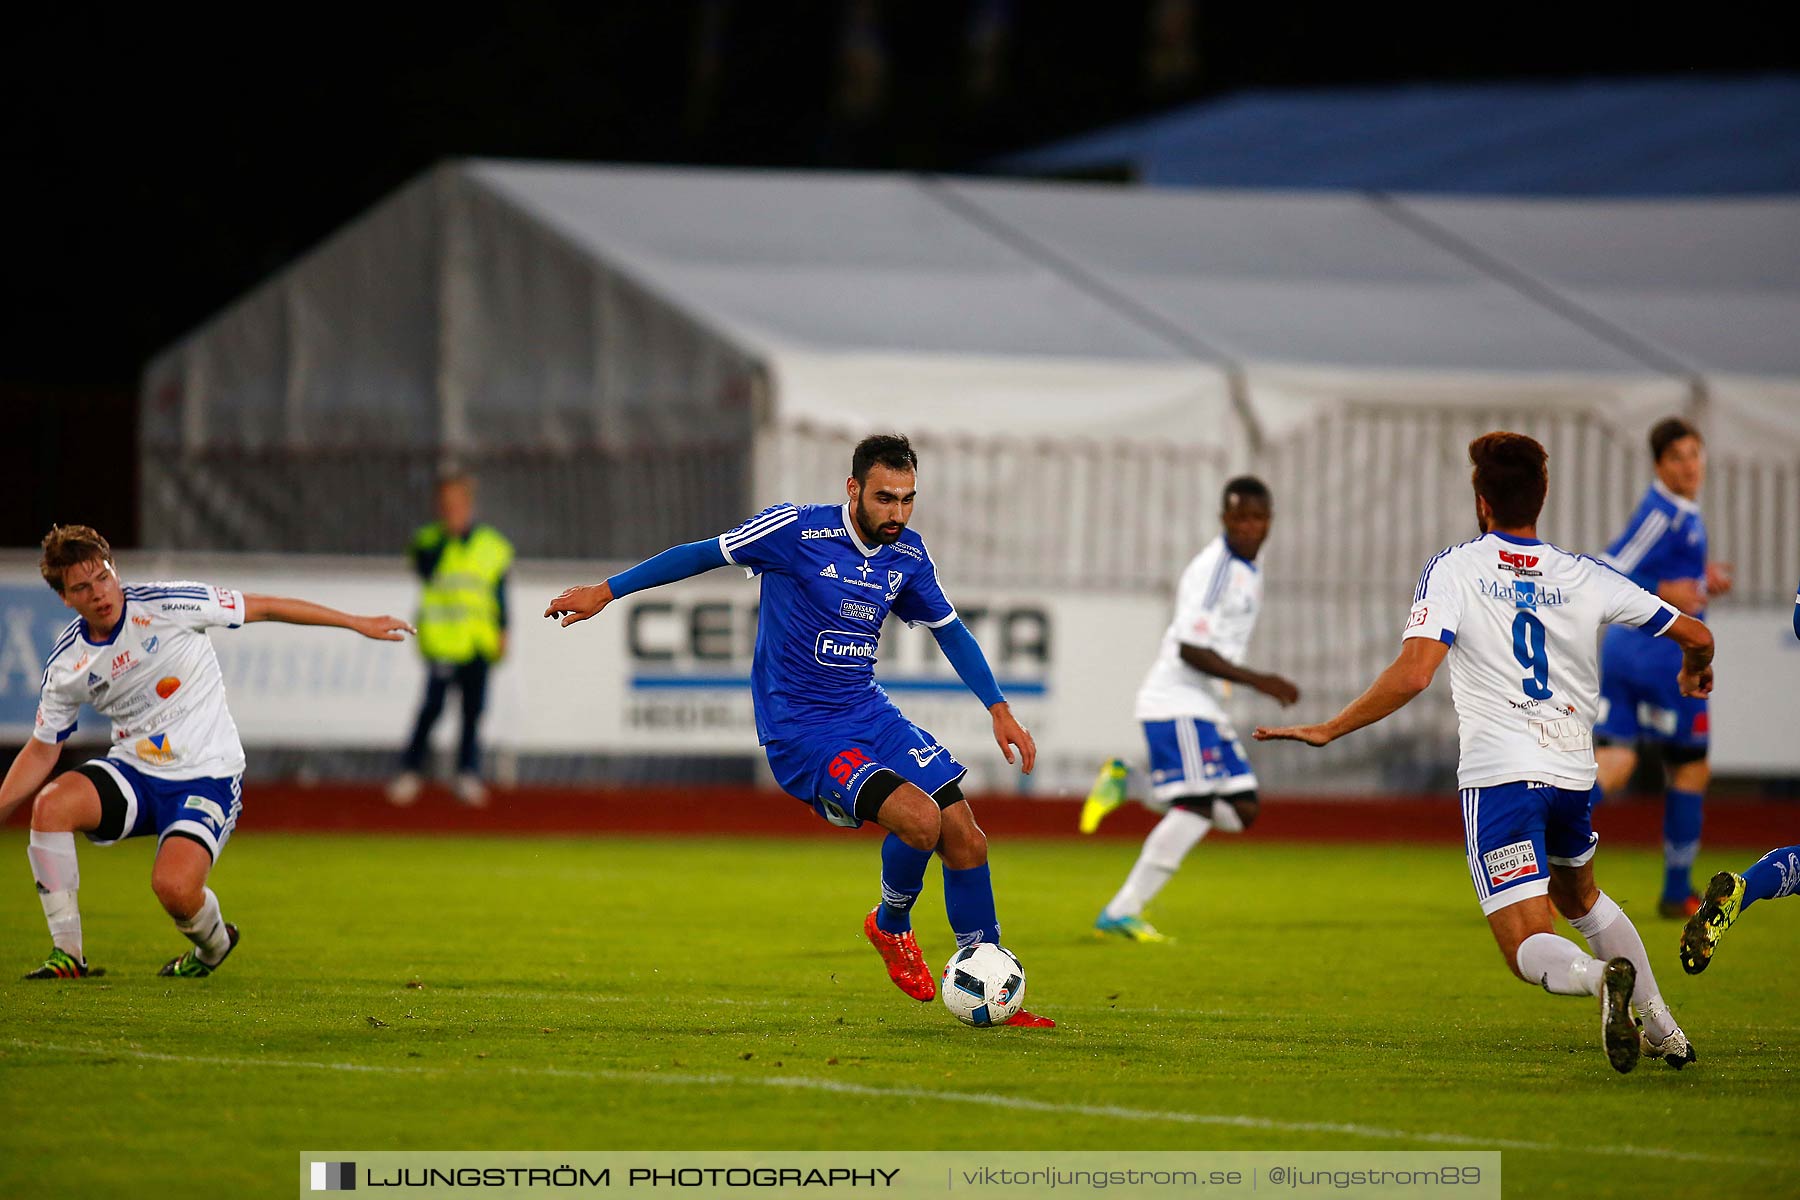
[1246,404,1800,791]
[141,441,752,560]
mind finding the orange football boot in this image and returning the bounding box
[863,907,936,1001]
[1003,1010,1056,1028]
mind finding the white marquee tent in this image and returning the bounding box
[141,164,1800,786]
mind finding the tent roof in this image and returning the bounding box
[1403,197,1800,379]
[1000,76,1800,197]
[145,161,1798,457]
[945,178,1676,377]
[471,161,1201,365]
[469,161,1236,444]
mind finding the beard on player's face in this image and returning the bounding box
[855,492,906,544]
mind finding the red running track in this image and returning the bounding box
[7,783,1786,847]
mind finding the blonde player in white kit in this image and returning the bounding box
[1256,434,1714,1074]
[0,525,413,980]
[1086,477,1300,941]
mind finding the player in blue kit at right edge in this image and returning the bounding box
[1257,433,1714,1073]
[544,434,1053,1027]
[1680,846,1800,974]
[1677,592,1800,974]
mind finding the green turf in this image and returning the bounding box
[2,830,1795,1198]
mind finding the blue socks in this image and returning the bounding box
[875,834,932,934]
[1741,844,1800,911]
[875,837,1003,947]
[1662,788,1704,902]
[944,862,1000,949]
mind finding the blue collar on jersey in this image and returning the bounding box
[1487,531,1543,547]
[841,502,882,559]
[1651,478,1701,514]
[79,597,129,647]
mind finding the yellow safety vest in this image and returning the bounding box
[413,523,513,663]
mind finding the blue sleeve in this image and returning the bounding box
[1604,500,1674,591]
[930,618,1006,709]
[1794,578,1799,642]
[607,540,730,598]
[718,504,801,574]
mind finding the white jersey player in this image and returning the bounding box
[1256,434,1715,1075]
[1082,478,1300,941]
[0,525,413,980]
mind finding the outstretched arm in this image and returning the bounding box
[928,618,1035,774]
[1180,644,1300,706]
[544,539,729,628]
[1254,638,1447,748]
[244,595,414,641]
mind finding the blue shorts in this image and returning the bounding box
[1596,629,1708,749]
[1461,781,1599,915]
[80,757,243,861]
[1143,717,1257,804]
[765,707,967,829]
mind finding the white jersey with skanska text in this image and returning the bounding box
[1403,534,1679,791]
[1136,536,1264,724]
[33,581,248,780]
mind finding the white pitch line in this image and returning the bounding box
[394,988,1238,1018]
[6,1038,1780,1168]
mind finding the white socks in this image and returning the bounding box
[175,887,232,965]
[1103,807,1211,919]
[28,830,83,961]
[1571,891,1676,1043]
[1209,798,1245,833]
[1516,932,1606,996]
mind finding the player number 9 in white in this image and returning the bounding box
[1511,612,1552,700]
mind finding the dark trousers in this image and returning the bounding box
[402,659,490,775]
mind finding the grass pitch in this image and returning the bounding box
[2,828,1796,1198]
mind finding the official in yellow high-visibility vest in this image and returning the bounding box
[388,473,513,808]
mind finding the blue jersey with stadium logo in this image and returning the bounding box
[717,502,958,744]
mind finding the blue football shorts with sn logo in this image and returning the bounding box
[1142,716,1257,804]
[78,756,243,860]
[1460,780,1599,914]
[764,704,966,829]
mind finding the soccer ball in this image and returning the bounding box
[940,943,1025,1027]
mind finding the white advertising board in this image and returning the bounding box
[0,557,1165,792]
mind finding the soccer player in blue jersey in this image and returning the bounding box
[1594,418,1734,918]
[544,434,1053,1027]
[1680,845,1800,974]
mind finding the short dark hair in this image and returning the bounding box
[1649,416,1701,462]
[1468,432,1548,529]
[40,524,113,594]
[851,434,918,484]
[1222,476,1271,510]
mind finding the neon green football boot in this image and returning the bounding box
[1680,871,1746,975]
[1079,758,1130,834]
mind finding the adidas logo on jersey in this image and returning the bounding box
[819,563,838,578]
